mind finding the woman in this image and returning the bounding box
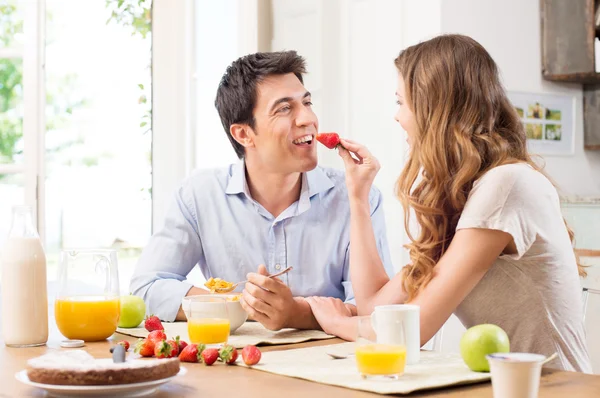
[306,34,591,373]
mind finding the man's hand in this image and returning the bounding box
[241,264,300,331]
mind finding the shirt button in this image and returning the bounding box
[275,264,282,270]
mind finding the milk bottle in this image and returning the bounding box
[1,205,48,346]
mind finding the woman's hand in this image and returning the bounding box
[305,297,356,341]
[338,139,380,202]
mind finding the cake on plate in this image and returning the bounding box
[27,350,180,386]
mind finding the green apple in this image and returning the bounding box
[460,324,510,372]
[118,294,146,328]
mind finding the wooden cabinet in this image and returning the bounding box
[541,0,600,149]
[584,85,600,149]
[541,0,599,83]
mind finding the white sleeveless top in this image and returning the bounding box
[455,163,591,373]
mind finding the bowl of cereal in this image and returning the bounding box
[220,293,247,332]
[202,278,248,332]
[183,293,247,333]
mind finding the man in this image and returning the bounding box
[130,51,392,330]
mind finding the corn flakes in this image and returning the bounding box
[204,277,234,293]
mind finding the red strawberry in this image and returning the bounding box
[315,132,341,149]
[201,348,219,366]
[134,338,154,357]
[117,340,130,351]
[179,343,205,363]
[219,344,238,365]
[166,339,179,358]
[242,345,261,366]
[175,336,188,352]
[144,315,164,332]
[154,340,173,359]
[147,330,167,345]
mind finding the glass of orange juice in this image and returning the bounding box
[355,316,407,380]
[55,249,120,342]
[182,295,230,346]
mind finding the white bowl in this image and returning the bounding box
[219,294,247,333]
[182,294,247,333]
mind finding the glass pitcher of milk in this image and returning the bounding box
[1,205,49,347]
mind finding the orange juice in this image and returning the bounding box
[188,318,230,344]
[55,296,120,341]
[355,344,407,376]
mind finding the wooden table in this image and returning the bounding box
[2,333,600,397]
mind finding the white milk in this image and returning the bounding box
[1,237,49,346]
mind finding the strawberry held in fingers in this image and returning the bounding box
[316,132,341,149]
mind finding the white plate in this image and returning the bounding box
[15,367,187,398]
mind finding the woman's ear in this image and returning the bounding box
[230,124,255,149]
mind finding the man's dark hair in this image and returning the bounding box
[215,51,307,159]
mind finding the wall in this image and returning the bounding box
[268,0,446,274]
[441,0,600,198]
[194,0,241,171]
[152,0,194,231]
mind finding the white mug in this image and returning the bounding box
[371,304,420,364]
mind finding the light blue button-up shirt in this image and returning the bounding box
[130,162,393,321]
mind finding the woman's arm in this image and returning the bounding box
[338,139,512,345]
[407,228,510,345]
[306,228,510,344]
[349,195,510,344]
[338,139,410,313]
[348,199,407,314]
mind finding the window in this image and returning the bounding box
[44,0,152,290]
[0,0,28,249]
[0,0,153,294]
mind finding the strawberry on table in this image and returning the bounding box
[154,340,173,359]
[179,343,205,363]
[147,330,167,345]
[242,345,261,366]
[219,344,238,365]
[315,132,341,149]
[116,340,130,351]
[201,348,219,366]
[175,335,188,352]
[134,338,154,357]
[166,339,179,357]
[144,315,164,332]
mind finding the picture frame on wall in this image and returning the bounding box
[507,91,575,156]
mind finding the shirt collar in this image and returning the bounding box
[296,166,335,214]
[225,160,335,201]
[225,161,248,195]
[305,166,335,198]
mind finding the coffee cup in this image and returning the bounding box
[371,304,420,364]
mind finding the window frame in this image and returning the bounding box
[0,0,46,242]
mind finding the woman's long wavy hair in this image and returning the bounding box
[394,34,585,301]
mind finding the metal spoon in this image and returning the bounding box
[326,351,354,360]
[213,266,293,293]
